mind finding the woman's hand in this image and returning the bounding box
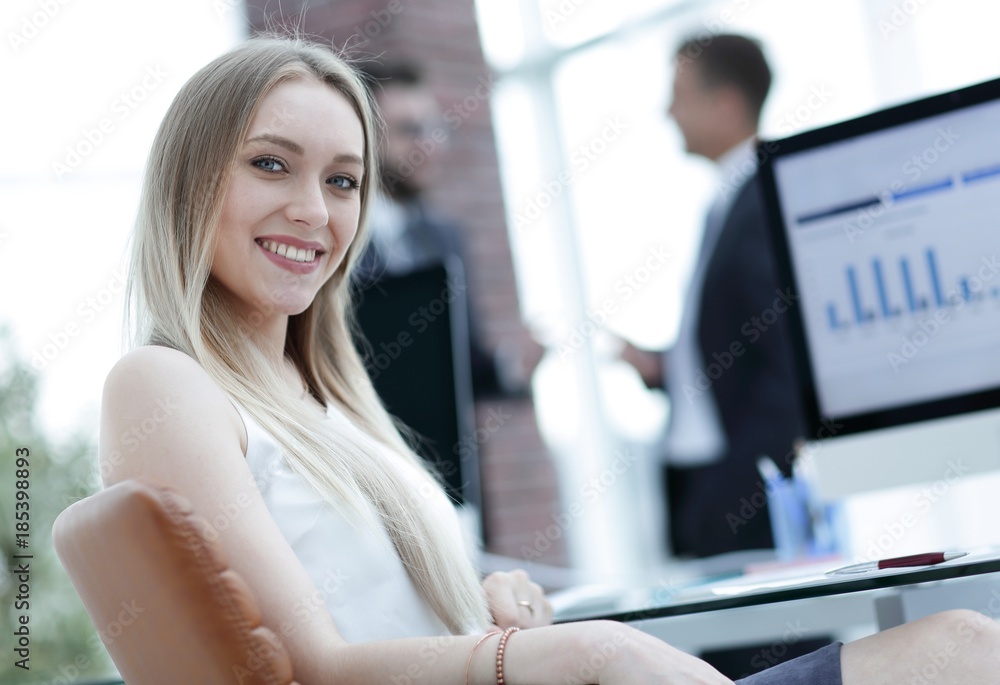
[482,569,553,629]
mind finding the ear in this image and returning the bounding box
[714,85,749,120]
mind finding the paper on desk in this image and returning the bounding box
[665,558,845,601]
[702,549,999,598]
[708,573,834,596]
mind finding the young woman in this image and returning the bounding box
[100,36,1000,684]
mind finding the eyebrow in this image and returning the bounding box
[246,134,364,166]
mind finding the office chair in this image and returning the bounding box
[53,478,299,685]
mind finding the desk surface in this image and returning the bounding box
[559,551,1000,624]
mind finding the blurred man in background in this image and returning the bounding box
[622,31,824,680]
[356,61,542,398]
[623,34,806,559]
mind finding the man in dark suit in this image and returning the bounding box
[355,61,542,398]
[623,34,806,558]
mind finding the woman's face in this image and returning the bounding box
[211,77,366,326]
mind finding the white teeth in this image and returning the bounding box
[259,240,317,263]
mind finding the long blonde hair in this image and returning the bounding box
[125,36,489,635]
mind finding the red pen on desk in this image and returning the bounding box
[827,552,968,575]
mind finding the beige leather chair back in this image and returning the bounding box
[54,478,299,685]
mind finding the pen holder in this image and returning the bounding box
[764,475,812,560]
[760,454,846,560]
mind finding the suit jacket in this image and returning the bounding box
[667,174,808,557]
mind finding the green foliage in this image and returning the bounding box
[0,324,116,683]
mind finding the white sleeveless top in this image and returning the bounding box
[234,402,455,642]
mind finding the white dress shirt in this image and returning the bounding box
[663,137,758,466]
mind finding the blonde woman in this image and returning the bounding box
[100,36,1000,684]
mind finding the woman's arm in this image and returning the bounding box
[100,346,728,685]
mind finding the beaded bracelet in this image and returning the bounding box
[465,631,501,685]
[495,626,520,685]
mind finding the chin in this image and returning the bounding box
[283,300,316,317]
[266,292,318,318]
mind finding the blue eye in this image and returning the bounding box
[252,156,286,173]
[330,175,361,190]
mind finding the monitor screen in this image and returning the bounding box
[759,77,1000,437]
[352,262,479,507]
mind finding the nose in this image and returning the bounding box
[285,179,329,230]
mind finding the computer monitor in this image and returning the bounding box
[758,77,1000,500]
[352,260,481,511]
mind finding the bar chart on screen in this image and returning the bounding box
[769,101,1000,419]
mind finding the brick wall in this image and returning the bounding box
[244,0,567,566]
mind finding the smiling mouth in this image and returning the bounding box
[256,239,321,263]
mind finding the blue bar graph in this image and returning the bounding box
[927,249,946,307]
[825,247,998,331]
[827,303,841,330]
[900,258,919,313]
[959,278,984,303]
[847,267,872,324]
[873,259,900,318]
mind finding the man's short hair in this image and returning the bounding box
[675,34,772,122]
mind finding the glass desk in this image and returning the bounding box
[556,551,1000,653]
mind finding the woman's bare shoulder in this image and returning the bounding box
[100,345,246,484]
[105,344,207,387]
[102,345,225,423]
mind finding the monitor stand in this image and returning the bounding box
[802,407,1000,502]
